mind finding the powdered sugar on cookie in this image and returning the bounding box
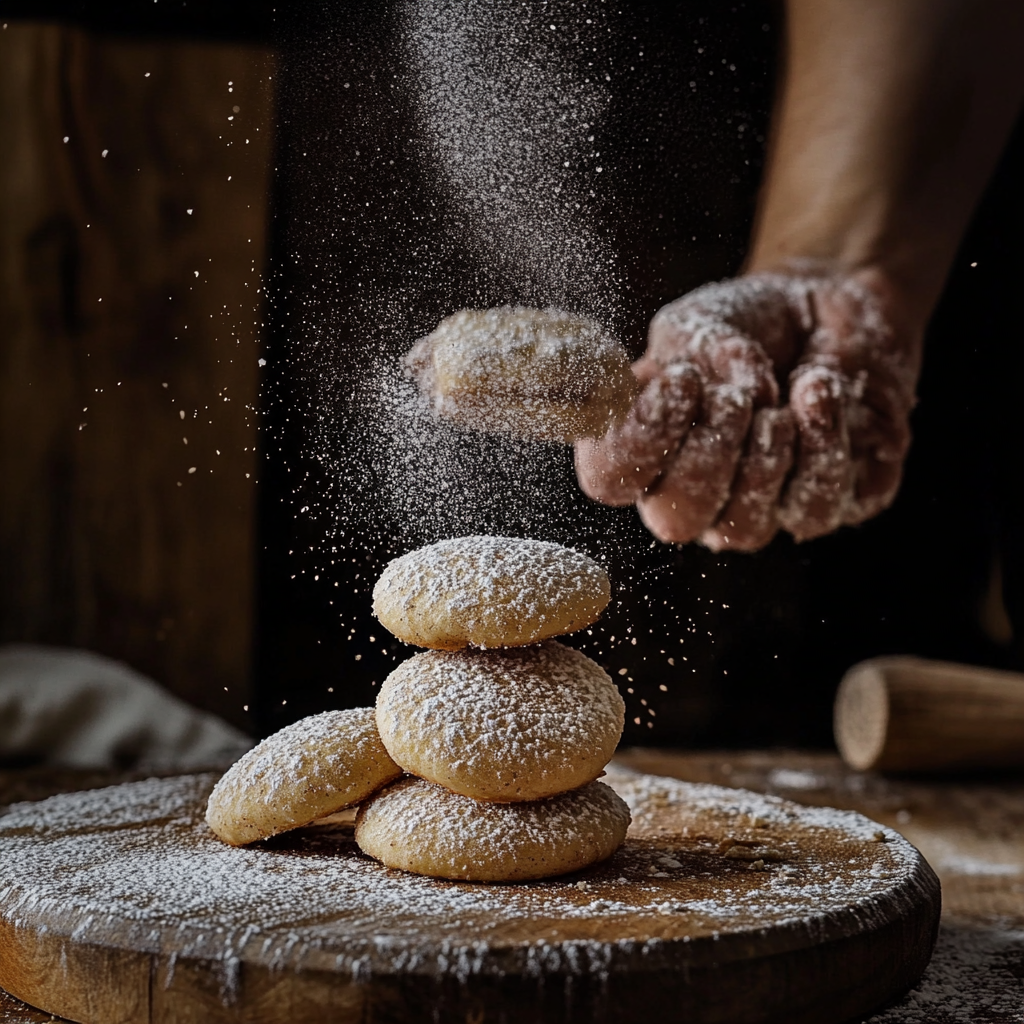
[206,709,401,845]
[377,642,624,801]
[355,777,630,881]
[372,535,610,649]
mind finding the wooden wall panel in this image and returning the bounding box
[0,24,274,728]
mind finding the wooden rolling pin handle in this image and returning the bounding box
[834,656,1024,773]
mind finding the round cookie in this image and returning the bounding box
[373,535,610,650]
[404,306,639,443]
[355,777,631,882]
[206,708,402,846]
[376,641,625,802]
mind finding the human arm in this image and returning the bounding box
[577,0,1024,548]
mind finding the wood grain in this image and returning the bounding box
[6,751,1024,1022]
[615,747,1024,924]
[834,656,1024,773]
[0,770,939,1024]
[0,24,273,729]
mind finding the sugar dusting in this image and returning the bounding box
[288,2,646,561]
[400,2,620,323]
[376,642,624,795]
[368,345,633,553]
[0,767,933,985]
[372,535,609,646]
[265,6,760,738]
[209,709,387,811]
[355,778,630,880]
[866,923,1024,1023]
[205,708,400,844]
[375,535,607,615]
[302,1,634,556]
[337,355,614,563]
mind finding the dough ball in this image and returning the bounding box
[373,535,610,650]
[355,777,630,882]
[205,708,402,846]
[376,641,624,802]
[404,306,639,443]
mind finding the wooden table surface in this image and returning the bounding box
[2,751,1022,1023]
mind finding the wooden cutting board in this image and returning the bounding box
[0,766,939,1024]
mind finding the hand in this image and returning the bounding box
[575,267,923,550]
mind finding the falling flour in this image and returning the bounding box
[298,3,644,556]
[400,2,621,321]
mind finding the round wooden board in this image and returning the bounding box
[0,766,939,1024]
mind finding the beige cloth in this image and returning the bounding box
[0,644,252,770]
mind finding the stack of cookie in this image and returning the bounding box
[361,535,629,882]
[205,535,629,884]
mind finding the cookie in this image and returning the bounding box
[372,535,610,650]
[404,306,639,443]
[376,641,624,801]
[205,708,402,846]
[355,777,631,882]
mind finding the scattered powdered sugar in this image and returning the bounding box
[934,855,1021,878]
[609,765,898,842]
[0,768,933,986]
[400,3,620,322]
[285,4,649,564]
[767,767,828,791]
[376,642,623,793]
[370,363,621,549]
[865,923,1024,1023]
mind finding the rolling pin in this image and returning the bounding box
[834,656,1024,773]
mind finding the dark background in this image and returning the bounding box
[2,0,1021,748]
[256,0,1024,747]
[0,1,274,41]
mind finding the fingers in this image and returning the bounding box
[802,272,920,532]
[778,365,853,542]
[625,271,920,548]
[575,363,701,506]
[701,407,796,552]
[696,334,780,408]
[810,271,922,394]
[844,393,912,524]
[846,370,914,461]
[649,304,780,407]
[638,385,753,543]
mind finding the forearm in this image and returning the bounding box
[748,0,1024,325]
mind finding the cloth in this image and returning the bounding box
[0,644,253,771]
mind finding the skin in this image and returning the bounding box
[576,0,1024,550]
